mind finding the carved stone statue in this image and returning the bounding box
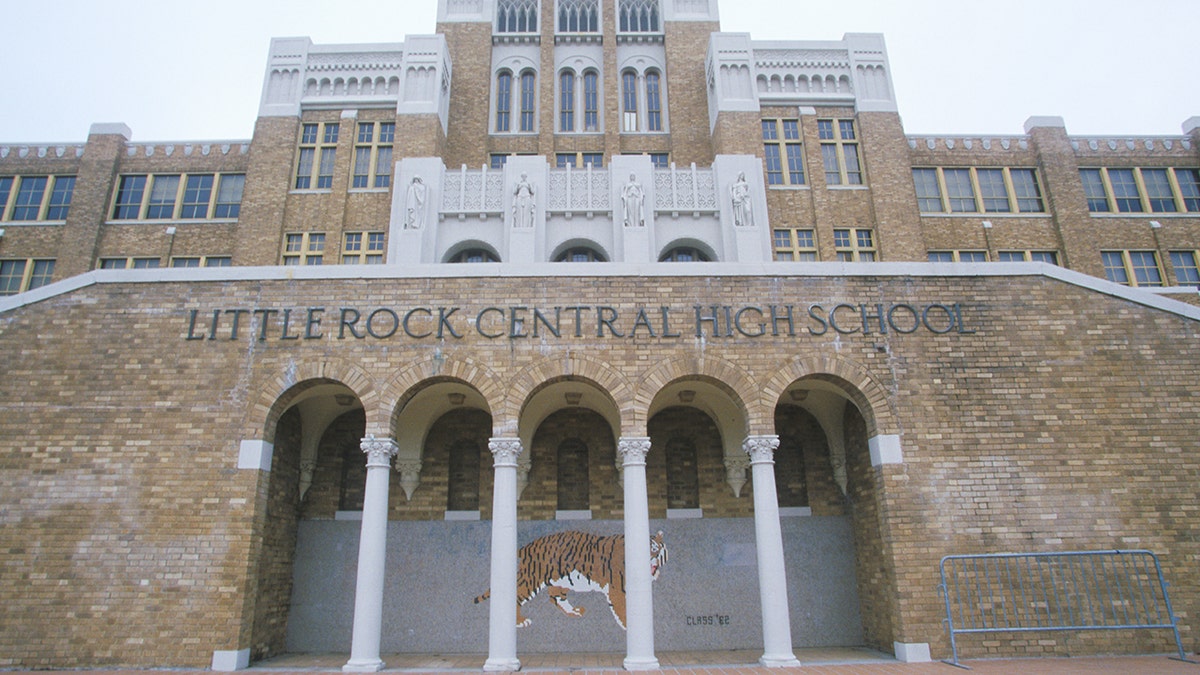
[512,172,536,228]
[405,176,427,230]
[621,173,645,227]
[730,171,753,227]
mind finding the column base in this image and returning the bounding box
[342,657,385,672]
[483,657,521,671]
[623,656,661,670]
[759,653,801,668]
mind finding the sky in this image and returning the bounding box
[0,0,1196,143]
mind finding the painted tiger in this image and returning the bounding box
[473,530,668,629]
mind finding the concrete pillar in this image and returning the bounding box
[618,437,659,670]
[343,436,399,672]
[483,438,523,672]
[745,435,801,667]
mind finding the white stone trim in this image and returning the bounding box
[868,434,903,466]
[666,508,703,519]
[893,641,932,663]
[5,262,1200,324]
[211,648,250,671]
[237,440,274,471]
[555,509,593,520]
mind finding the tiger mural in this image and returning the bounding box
[473,530,667,629]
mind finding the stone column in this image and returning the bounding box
[618,437,659,670]
[484,438,523,672]
[745,435,801,667]
[343,436,399,672]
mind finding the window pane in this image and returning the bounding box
[301,124,318,144]
[1101,251,1129,284]
[943,169,976,212]
[1170,251,1200,285]
[379,123,395,144]
[583,72,599,131]
[132,258,160,269]
[560,72,575,131]
[622,71,638,131]
[520,72,536,131]
[357,122,374,143]
[1176,168,1200,212]
[783,120,800,140]
[496,73,512,131]
[367,232,385,251]
[214,174,245,218]
[317,148,336,188]
[763,145,783,185]
[344,232,363,251]
[856,230,874,249]
[913,169,942,212]
[1010,169,1044,212]
[817,120,834,140]
[353,147,371,188]
[833,229,850,248]
[977,169,1010,213]
[323,123,339,144]
[145,175,179,219]
[172,257,201,268]
[11,176,48,220]
[821,144,841,185]
[114,176,147,219]
[28,260,54,289]
[772,229,792,248]
[785,144,805,184]
[0,260,27,294]
[928,252,954,263]
[1107,169,1142,212]
[1141,169,1176,213]
[997,251,1026,262]
[843,144,862,185]
[180,174,214,219]
[959,251,987,262]
[1080,169,1109,212]
[1029,251,1058,265]
[0,177,12,216]
[205,257,232,267]
[1128,250,1162,286]
[99,259,127,269]
[375,147,393,187]
[838,120,856,140]
[45,176,75,220]
[646,72,662,131]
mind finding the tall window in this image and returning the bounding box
[558,0,598,32]
[111,173,244,220]
[0,175,75,222]
[618,0,660,32]
[519,70,536,132]
[913,167,1044,214]
[342,231,385,264]
[559,71,575,131]
[496,0,537,32]
[762,119,805,186]
[818,119,862,185]
[645,71,663,131]
[495,71,513,132]
[295,122,339,190]
[352,121,395,188]
[583,71,599,131]
[622,71,638,131]
[1081,167,1200,214]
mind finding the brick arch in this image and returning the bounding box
[501,353,635,436]
[243,357,380,443]
[379,354,506,437]
[632,355,758,434]
[759,355,898,437]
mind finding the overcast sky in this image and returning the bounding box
[0,0,1196,143]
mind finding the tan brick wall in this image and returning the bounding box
[2,271,1198,665]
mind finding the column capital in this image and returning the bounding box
[489,437,523,467]
[617,437,652,466]
[360,436,399,468]
[743,435,780,464]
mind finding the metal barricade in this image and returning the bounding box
[939,550,1193,668]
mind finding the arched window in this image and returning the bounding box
[450,248,499,263]
[645,71,663,131]
[520,70,536,132]
[497,0,538,32]
[622,70,638,131]
[558,0,598,32]
[618,0,659,32]
[659,247,711,262]
[554,247,606,262]
[583,70,599,131]
[495,71,513,132]
[560,70,575,132]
